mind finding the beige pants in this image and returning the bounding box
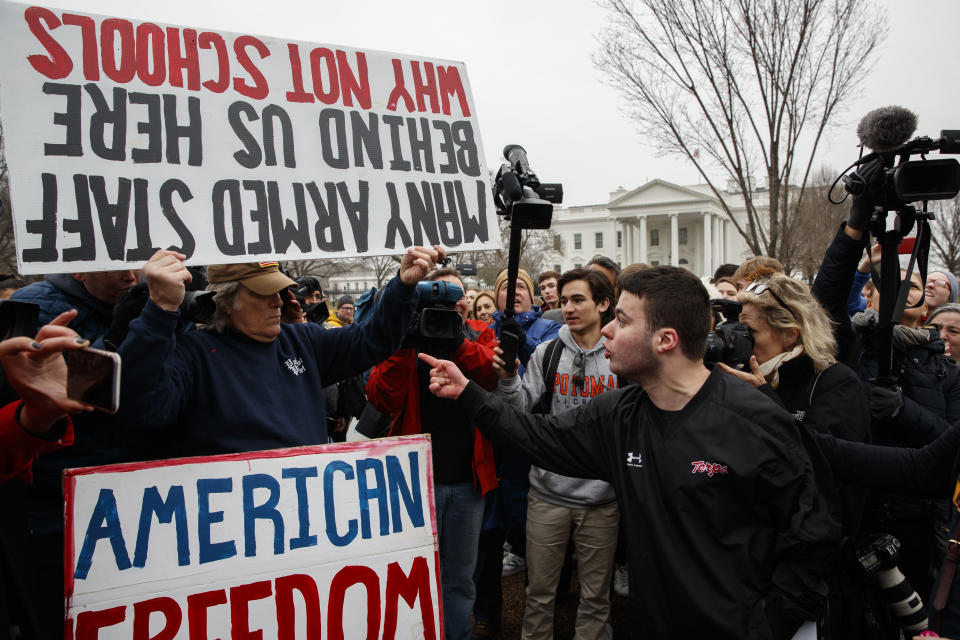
[521,495,619,640]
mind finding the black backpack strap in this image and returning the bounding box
[532,338,563,415]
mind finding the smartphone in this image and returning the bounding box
[499,329,521,375]
[65,348,121,414]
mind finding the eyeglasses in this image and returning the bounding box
[340,306,354,312]
[572,352,586,390]
[928,279,950,289]
[744,280,797,320]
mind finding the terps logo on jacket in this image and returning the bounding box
[690,460,728,477]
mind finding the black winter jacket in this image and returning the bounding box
[459,368,840,639]
[756,356,871,537]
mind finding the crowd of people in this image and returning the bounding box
[6,196,960,639]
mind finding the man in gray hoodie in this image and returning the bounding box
[494,267,619,640]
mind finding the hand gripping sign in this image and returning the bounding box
[64,436,441,640]
[0,2,498,274]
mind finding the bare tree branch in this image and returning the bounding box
[595,0,886,267]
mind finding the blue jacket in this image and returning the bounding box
[11,274,115,345]
[490,310,561,371]
[117,276,418,457]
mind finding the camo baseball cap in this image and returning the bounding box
[205,261,296,296]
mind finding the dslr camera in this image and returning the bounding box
[406,281,465,357]
[857,534,928,635]
[704,299,754,370]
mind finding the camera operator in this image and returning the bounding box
[364,266,499,640]
[418,266,840,639]
[813,202,960,601]
[718,274,871,531]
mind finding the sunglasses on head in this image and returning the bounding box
[744,280,797,320]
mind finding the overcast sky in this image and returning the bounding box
[41,0,960,207]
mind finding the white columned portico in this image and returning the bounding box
[622,220,632,264]
[670,213,679,267]
[702,212,712,277]
[608,220,618,263]
[638,215,648,265]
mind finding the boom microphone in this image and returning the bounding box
[856,106,918,153]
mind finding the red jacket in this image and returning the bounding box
[366,320,499,495]
[0,401,74,483]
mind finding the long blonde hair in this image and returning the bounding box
[737,273,837,372]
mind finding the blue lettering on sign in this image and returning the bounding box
[74,488,131,580]
[197,477,237,564]
[387,452,424,533]
[324,460,359,546]
[357,458,389,539]
[133,485,189,568]
[242,473,284,557]
[282,466,318,550]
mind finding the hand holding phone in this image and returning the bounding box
[499,318,526,375]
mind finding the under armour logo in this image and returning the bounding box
[626,451,643,468]
[284,358,306,375]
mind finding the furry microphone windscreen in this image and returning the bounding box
[856,106,918,153]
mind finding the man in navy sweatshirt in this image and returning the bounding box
[117,246,442,458]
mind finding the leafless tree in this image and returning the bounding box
[931,195,960,275]
[780,167,846,281]
[596,0,886,263]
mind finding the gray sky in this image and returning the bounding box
[44,0,960,207]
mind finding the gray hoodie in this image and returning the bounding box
[496,324,619,508]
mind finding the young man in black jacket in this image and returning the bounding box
[419,266,840,640]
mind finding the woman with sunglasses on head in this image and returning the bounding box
[718,274,871,530]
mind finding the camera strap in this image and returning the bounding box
[531,338,563,415]
[866,214,931,324]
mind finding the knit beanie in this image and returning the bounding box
[944,272,960,303]
[494,268,534,307]
[336,295,354,308]
[928,302,960,324]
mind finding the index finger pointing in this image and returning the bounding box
[417,352,441,368]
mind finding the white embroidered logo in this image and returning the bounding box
[284,358,306,375]
[626,451,643,468]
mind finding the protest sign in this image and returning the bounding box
[0,2,498,274]
[64,436,441,639]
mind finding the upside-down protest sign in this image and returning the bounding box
[0,2,498,274]
[64,436,441,640]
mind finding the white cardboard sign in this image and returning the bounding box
[64,436,441,640]
[0,2,497,274]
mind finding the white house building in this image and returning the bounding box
[322,178,764,294]
[543,179,761,278]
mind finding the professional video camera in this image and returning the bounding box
[493,145,563,230]
[832,107,960,384]
[405,280,464,358]
[492,145,563,373]
[703,299,754,370]
[857,534,929,635]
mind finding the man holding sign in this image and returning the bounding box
[116,245,442,457]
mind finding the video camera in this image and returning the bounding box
[493,144,562,373]
[703,299,754,370]
[832,108,960,383]
[406,280,465,358]
[493,145,563,230]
